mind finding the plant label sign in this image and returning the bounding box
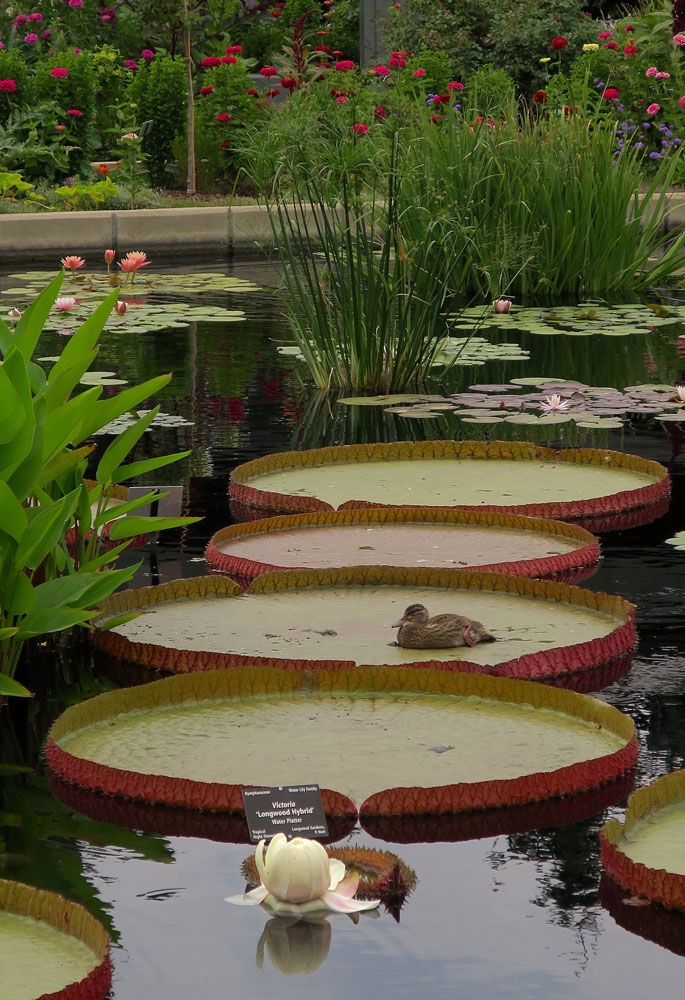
[242,785,329,842]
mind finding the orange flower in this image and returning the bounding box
[98,163,109,175]
[60,255,85,271]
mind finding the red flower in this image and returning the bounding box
[201,56,221,67]
[221,55,237,64]
[602,87,619,99]
[351,123,369,134]
[551,36,568,50]
[604,41,618,49]
[265,88,280,97]
[0,79,17,92]
[623,44,637,54]
[98,163,109,174]
[55,124,66,131]
[247,87,258,96]
[447,81,464,90]
[335,59,355,70]
[598,31,612,39]
[50,67,69,78]
[216,112,231,123]
[389,55,406,68]
[314,44,331,52]
[225,45,242,54]
[412,68,426,77]
[200,86,214,95]
[260,66,278,77]
[374,105,387,119]
[625,24,633,30]
[66,108,82,116]
[281,76,297,91]
[532,90,547,103]
[221,140,229,148]
[271,11,280,17]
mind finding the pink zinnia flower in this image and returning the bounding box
[412,68,426,77]
[551,36,568,49]
[598,31,612,39]
[673,33,685,45]
[24,33,38,43]
[27,12,43,21]
[67,108,82,116]
[335,59,355,70]
[447,81,464,90]
[351,123,369,134]
[647,102,660,114]
[69,0,83,7]
[603,87,619,100]
[656,71,670,78]
[60,255,85,271]
[200,86,214,95]
[605,41,619,49]
[679,95,685,109]
[141,49,154,61]
[216,112,231,122]
[0,80,17,93]
[371,64,390,75]
[624,44,637,54]
[124,60,137,71]
[336,95,347,103]
[50,67,69,78]
[14,14,27,26]
[645,66,658,77]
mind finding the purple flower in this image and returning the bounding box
[124,59,137,71]
[649,151,662,159]
[141,48,154,61]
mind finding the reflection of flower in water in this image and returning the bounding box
[226,833,380,916]
[256,916,331,975]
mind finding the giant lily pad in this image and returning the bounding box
[600,871,685,958]
[205,508,600,585]
[600,770,685,911]
[229,441,669,526]
[45,666,637,817]
[92,568,636,683]
[0,879,111,1000]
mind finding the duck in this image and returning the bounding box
[391,603,496,649]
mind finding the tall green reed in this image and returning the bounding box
[239,104,467,392]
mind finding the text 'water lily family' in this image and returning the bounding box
[226,834,380,916]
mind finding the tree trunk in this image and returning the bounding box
[183,11,196,196]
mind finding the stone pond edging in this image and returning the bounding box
[2,191,685,262]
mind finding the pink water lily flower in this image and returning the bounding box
[492,298,512,313]
[54,296,78,311]
[539,394,572,412]
[226,834,380,916]
[60,255,85,272]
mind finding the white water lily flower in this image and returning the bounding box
[54,296,78,312]
[539,393,572,413]
[673,384,685,401]
[226,834,380,916]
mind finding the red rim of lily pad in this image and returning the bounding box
[599,871,685,957]
[600,770,685,911]
[0,878,111,1000]
[91,568,636,683]
[363,768,636,843]
[45,667,637,818]
[229,440,670,524]
[205,508,601,585]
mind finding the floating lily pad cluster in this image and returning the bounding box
[449,301,685,337]
[277,336,530,367]
[352,378,685,430]
[3,270,261,335]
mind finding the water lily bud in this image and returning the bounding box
[492,298,512,313]
[7,307,22,318]
[104,249,116,264]
[114,300,127,315]
[255,834,331,904]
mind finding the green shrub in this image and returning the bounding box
[0,52,31,125]
[31,52,97,172]
[463,64,515,118]
[126,55,187,185]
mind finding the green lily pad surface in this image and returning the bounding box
[0,911,101,1000]
[238,457,658,509]
[617,800,685,875]
[448,302,685,337]
[55,681,626,810]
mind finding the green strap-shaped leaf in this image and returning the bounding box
[74,373,172,443]
[38,445,93,491]
[47,287,118,393]
[17,606,95,639]
[42,351,99,412]
[42,385,102,462]
[0,362,25,445]
[5,394,45,503]
[92,489,162,528]
[13,272,64,363]
[32,565,137,609]
[2,571,34,615]
[0,481,28,542]
[107,515,201,540]
[15,489,80,570]
[0,350,34,480]
[0,316,14,357]
[111,450,192,484]
[0,672,32,698]
[96,405,160,485]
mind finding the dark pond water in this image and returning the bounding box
[2,260,685,999]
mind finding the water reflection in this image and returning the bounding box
[256,915,333,975]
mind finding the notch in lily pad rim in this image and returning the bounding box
[205,508,600,585]
[0,878,111,1000]
[91,568,637,682]
[600,770,685,911]
[229,440,670,522]
[45,666,637,818]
